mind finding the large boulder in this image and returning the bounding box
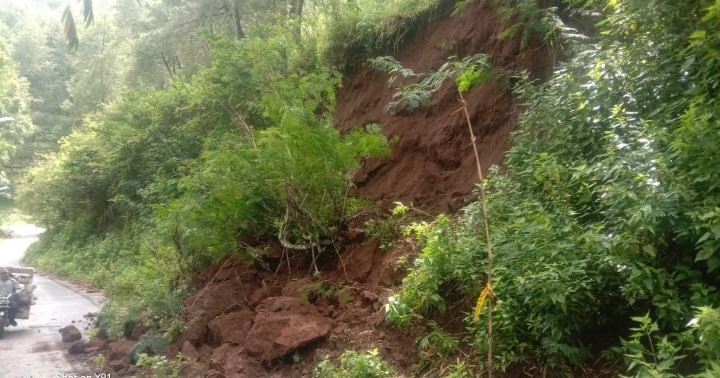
[337,239,380,282]
[244,297,332,361]
[59,325,82,343]
[68,340,87,354]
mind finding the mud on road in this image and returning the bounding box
[0,224,107,378]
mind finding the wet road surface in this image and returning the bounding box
[0,224,107,378]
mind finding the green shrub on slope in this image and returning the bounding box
[387,0,720,373]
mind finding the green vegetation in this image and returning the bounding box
[2,0,720,376]
[314,349,395,378]
[384,0,720,375]
[0,35,35,203]
[4,0,397,334]
[136,353,187,378]
[318,0,454,72]
[16,32,389,332]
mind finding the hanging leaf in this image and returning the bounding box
[62,5,79,51]
[81,0,94,27]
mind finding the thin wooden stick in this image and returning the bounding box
[458,88,494,377]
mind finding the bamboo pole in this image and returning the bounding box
[458,88,494,377]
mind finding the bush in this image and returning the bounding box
[164,83,390,259]
[620,307,720,377]
[315,349,395,378]
[383,0,720,372]
[319,0,454,72]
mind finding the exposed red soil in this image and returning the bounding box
[334,0,554,214]
[90,2,562,377]
[170,239,419,378]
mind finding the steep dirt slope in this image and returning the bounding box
[334,0,553,213]
[89,3,558,378]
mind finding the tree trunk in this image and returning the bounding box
[231,0,245,39]
[289,0,304,42]
[160,53,174,78]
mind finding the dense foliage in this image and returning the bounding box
[315,349,396,378]
[11,1,398,333]
[3,0,720,375]
[0,36,35,204]
[387,0,720,374]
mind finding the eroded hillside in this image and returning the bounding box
[89,2,557,377]
[335,0,553,213]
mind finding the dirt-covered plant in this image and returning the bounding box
[128,332,168,364]
[136,353,186,378]
[314,348,395,378]
[497,0,592,52]
[393,175,625,369]
[165,73,390,264]
[298,281,351,307]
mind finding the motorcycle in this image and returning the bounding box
[0,267,36,338]
[0,293,13,338]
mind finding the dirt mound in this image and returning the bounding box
[334,0,554,214]
[161,239,418,377]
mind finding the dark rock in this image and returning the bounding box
[68,340,87,354]
[59,325,82,343]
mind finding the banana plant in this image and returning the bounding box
[62,0,94,51]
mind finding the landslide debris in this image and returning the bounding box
[334,0,553,213]
[88,1,556,376]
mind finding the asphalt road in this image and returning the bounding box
[0,224,107,378]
